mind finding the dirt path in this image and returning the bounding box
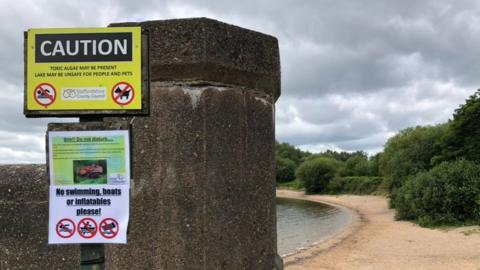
[277,190,480,270]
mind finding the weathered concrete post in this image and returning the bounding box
[104,18,281,269]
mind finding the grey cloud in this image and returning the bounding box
[0,131,45,152]
[220,0,480,98]
[275,79,472,152]
[2,0,480,162]
[335,132,392,153]
[298,131,390,154]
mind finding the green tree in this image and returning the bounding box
[379,124,448,192]
[320,150,361,162]
[367,153,381,176]
[438,89,480,163]
[276,157,296,183]
[296,157,340,194]
[275,141,310,166]
[343,152,369,176]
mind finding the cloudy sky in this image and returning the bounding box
[2,0,479,163]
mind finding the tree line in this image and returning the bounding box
[277,89,480,227]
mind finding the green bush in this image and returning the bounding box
[343,154,369,176]
[277,179,304,190]
[325,176,345,194]
[276,157,296,183]
[393,160,480,226]
[343,176,383,194]
[379,124,448,193]
[296,157,340,194]
[326,176,384,195]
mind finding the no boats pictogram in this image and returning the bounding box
[111,82,135,106]
[99,218,119,239]
[56,218,75,238]
[78,217,97,239]
[33,83,56,107]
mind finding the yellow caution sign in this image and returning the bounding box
[26,27,142,111]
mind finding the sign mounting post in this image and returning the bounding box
[25,25,147,268]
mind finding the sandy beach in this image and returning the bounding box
[277,190,480,270]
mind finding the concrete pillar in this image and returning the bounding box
[104,18,281,269]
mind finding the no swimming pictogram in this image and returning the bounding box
[33,83,56,107]
[78,217,97,239]
[56,218,75,238]
[111,82,135,106]
[99,218,119,239]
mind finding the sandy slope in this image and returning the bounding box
[277,190,480,270]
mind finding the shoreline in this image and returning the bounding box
[276,191,360,259]
[277,189,480,270]
[277,190,365,266]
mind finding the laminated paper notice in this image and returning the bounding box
[48,130,130,244]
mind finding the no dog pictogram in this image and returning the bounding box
[111,82,135,106]
[33,83,56,107]
[99,218,119,239]
[56,218,75,238]
[78,218,97,239]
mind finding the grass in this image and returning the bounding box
[277,179,304,191]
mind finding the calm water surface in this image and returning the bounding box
[276,197,350,256]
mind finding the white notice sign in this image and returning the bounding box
[47,130,130,244]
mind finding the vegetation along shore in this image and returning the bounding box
[276,90,480,269]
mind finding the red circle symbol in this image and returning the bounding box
[111,82,135,106]
[33,83,56,107]
[99,218,119,239]
[77,218,97,239]
[56,218,75,239]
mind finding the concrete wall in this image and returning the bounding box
[0,165,80,269]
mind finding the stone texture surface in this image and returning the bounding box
[103,82,278,269]
[0,164,80,270]
[111,18,281,100]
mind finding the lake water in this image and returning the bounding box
[276,197,350,256]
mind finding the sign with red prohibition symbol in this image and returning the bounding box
[33,83,56,107]
[99,218,119,239]
[78,217,97,239]
[56,218,75,238]
[111,82,135,106]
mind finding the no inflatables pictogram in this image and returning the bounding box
[34,83,56,107]
[56,218,75,238]
[111,82,135,106]
[99,218,119,239]
[78,217,97,239]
